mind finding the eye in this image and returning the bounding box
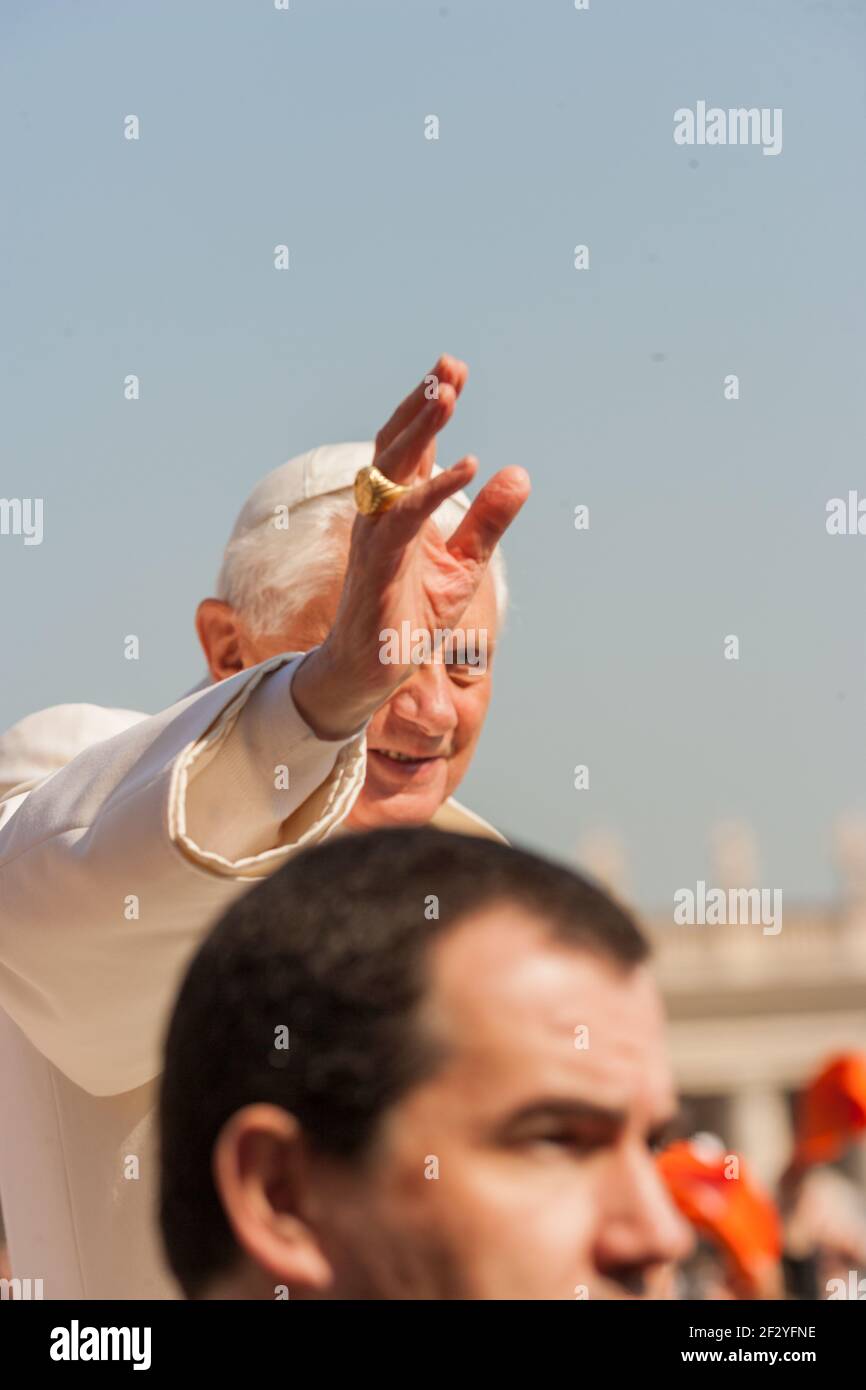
[448,665,487,685]
[527,1130,602,1156]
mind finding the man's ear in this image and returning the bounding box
[212,1105,334,1297]
[196,599,257,681]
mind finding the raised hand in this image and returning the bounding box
[292,356,530,740]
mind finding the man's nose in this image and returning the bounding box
[389,663,458,738]
[594,1149,694,1288]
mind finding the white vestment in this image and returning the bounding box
[0,654,501,1299]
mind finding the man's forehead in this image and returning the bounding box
[283,556,498,647]
[425,903,673,1119]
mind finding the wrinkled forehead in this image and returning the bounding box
[288,545,500,647]
[423,904,673,1122]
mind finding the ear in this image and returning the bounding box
[212,1105,334,1297]
[196,599,258,681]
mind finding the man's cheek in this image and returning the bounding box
[449,1186,592,1300]
[456,684,492,748]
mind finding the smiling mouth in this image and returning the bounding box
[371,749,445,764]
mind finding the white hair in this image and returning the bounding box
[215,488,508,639]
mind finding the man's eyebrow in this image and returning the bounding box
[500,1098,627,1133]
[500,1100,684,1148]
[450,646,496,662]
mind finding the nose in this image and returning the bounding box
[593,1147,694,1292]
[389,663,459,740]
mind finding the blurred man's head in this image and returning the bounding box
[195,441,506,828]
[159,828,690,1299]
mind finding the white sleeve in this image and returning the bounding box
[179,654,367,872]
[0,653,366,1096]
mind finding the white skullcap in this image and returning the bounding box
[215,440,506,638]
[225,440,472,545]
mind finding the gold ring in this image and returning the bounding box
[354,463,409,517]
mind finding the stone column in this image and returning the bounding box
[833,814,866,966]
[727,1083,792,1188]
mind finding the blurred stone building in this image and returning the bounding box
[577,820,866,1189]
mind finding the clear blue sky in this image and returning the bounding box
[2,0,865,908]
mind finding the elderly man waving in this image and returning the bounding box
[0,357,530,1300]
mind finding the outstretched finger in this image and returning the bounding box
[377,382,458,486]
[385,454,479,536]
[444,466,531,567]
[374,355,468,458]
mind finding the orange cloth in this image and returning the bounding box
[792,1053,866,1169]
[658,1140,782,1290]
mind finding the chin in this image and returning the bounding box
[347,785,448,831]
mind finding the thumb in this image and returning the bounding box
[445,466,531,566]
[382,455,479,537]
